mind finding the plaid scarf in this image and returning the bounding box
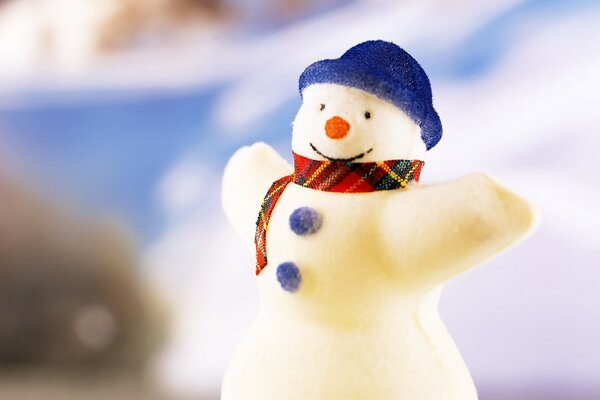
[254,152,424,275]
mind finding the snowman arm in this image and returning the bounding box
[222,142,293,252]
[381,173,538,283]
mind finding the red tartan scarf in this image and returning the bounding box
[254,152,424,275]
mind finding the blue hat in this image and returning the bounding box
[299,40,442,150]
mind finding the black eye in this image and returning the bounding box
[364,111,371,119]
[320,103,325,111]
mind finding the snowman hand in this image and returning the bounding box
[381,173,538,284]
[222,142,292,252]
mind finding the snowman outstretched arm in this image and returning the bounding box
[222,142,293,252]
[381,173,538,284]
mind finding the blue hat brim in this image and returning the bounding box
[299,58,442,150]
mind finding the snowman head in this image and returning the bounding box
[292,83,426,162]
[293,40,442,163]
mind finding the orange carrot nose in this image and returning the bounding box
[325,116,350,139]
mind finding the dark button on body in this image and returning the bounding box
[277,262,302,293]
[289,207,322,236]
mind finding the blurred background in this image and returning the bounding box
[0,0,599,399]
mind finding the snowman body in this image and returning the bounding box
[221,48,537,400]
[222,181,481,400]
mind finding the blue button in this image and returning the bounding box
[277,262,302,293]
[289,207,322,236]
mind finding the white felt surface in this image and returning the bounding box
[220,85,537,399]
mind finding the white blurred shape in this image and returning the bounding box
[0,0,120,77]
[145,212,256,396]
[157,158,209,219]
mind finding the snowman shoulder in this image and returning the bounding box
[222,142,292,250]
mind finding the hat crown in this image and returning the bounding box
[340,41,433,103]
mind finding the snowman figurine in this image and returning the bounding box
[221,40,537,400]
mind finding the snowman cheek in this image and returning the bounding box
[325,116,350,139]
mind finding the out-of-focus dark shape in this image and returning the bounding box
[0,370,173,400]
[0,170,167,368]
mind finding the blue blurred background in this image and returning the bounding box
[0,0,599,398]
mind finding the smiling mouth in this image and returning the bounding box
[309,143,374,162]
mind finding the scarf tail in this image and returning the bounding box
[255,175,293,275]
